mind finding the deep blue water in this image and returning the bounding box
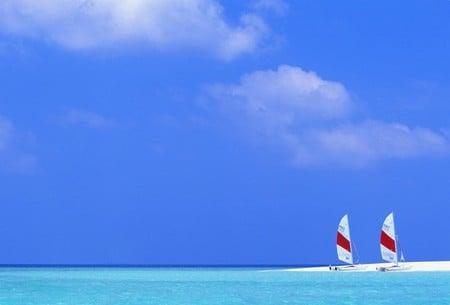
[0,267,449,304]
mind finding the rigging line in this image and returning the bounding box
[352,240,361,264]
[396,234,406,262]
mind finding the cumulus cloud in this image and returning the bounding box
[206,65,450,166]
[0,116,36,173]
[0,0,272,60]
[210,65,351,123]
[58,109,115,128]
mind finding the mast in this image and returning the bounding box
[392,213,398,264]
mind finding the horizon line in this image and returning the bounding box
[0,264,324,268]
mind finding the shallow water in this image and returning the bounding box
[0,267,449,304]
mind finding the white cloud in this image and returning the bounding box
[207,65,450,166]
[0,116,36,173]
[210,65,350,127]
[59,109,115,128]
[0,0,272,60]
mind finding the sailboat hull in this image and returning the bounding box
[330,265,368,271]
[376,264,412,272]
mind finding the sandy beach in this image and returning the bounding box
[284,261,450,272]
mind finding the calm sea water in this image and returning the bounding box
[0,267,449,304]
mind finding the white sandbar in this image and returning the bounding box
[284,261,450,272]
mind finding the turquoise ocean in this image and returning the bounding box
[0,267,449,304]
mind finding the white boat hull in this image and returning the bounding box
[330,265,367,271]
[376,264,412,272]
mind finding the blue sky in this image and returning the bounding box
[0,0,449,265]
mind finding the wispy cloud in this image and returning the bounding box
[206,65,450,167]
[0,116,36,173]
[295,121,449,167]
[0,0,277,60]
[58,109,115,129]
[252,0,289,16]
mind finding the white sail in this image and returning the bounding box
[336,214,353,265]
[380,212,398,264]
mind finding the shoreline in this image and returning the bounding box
[284,261,450,272]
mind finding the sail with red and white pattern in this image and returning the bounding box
[336,214,353,265]
[380,212,398,264]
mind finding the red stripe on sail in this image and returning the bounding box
[380,230,396,252]
[337,232,351,252]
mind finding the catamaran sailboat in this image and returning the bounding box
[331,214,365,271]
[377,212,411,271]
